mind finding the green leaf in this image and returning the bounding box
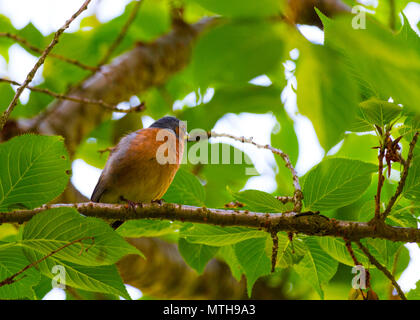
[296,44,358,151]
[294,237,338,299]
[318,237,369,266]
[191,21,285,88]
[178,238,219,274]
[231,189,288,213]
[216,245,243,281]
[0,83,15,113]
[22,207,142,266]
[0,134,71,212]
[0,245,40,299]
[323,15,420,114]
[274,233,306,268]
[365,238,401,269]
[181,85,283,131]
[234,237,271,297]
[271,106,299,195]
[163,167,205,206]
[386,206,418,229]
[180,224,266,246]
[407,280,420,300]
[190,142,257,208]
[21,250,131,299]
[335,133,378,164]
[189,0,284,18]
[403,156,420,202]
[117,220,175,238]
[358,98,402,127]
[303,158,378,211]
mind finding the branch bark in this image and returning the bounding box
[2,202,420,243]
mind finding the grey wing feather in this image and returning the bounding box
[90,174,107,202]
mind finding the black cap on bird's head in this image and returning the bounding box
[150,116,186,138]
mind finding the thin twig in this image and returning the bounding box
[0,236,94,288]
[374,146,386,220]
[96,0,142,67]
[356,240,407,300]
[389,0,396,31]
[382,132,419,220]
[389,246,402,299]
[208,132,303,212]
[345,239,370,300]
[0,32,98,72]
[0,78,145,114]
[0,0,92,131]
[270,230,279,273]
[276,196,294,204]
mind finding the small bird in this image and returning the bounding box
[91,116,186,227]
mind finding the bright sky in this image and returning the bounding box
[1,0,420,299]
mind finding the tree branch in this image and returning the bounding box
[96,0,143,67]
[0,0,92,131]
[0,32,98,72]
[2,202,420,243]
[0,236,94,288]
[0,78,145,114]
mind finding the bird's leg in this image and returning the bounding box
[119,196,141,209]
[152,199,164,205]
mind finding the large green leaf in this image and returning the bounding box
[358,98,402,127]
[234,237,271,297]
[188,142,258,208]
[0,135,70,212]
[163,167,205,206]
[22,250,131,299]
[181,85,283,131]
[303,158,378,211]
[294,237,338,299]
[180,224,266,246]
[0,245,40,299]
[178,238,219,274]
[407,280,420,300]
[216,245,243,281]
[323,15,420,115]
[231,189,288,213]
[21,207,142,266]
[117,220,175,238]
[189,0,284,17]
[403,156,420,202]
[318,237,370,266]
[274,233,306,268]
[191,20,285,88]
[335,133,378,164]
[296,43,359,151]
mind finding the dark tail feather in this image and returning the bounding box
[111,220,124,230]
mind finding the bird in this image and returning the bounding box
[90,116,186,227]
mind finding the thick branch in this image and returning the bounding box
[2,202,420,243]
